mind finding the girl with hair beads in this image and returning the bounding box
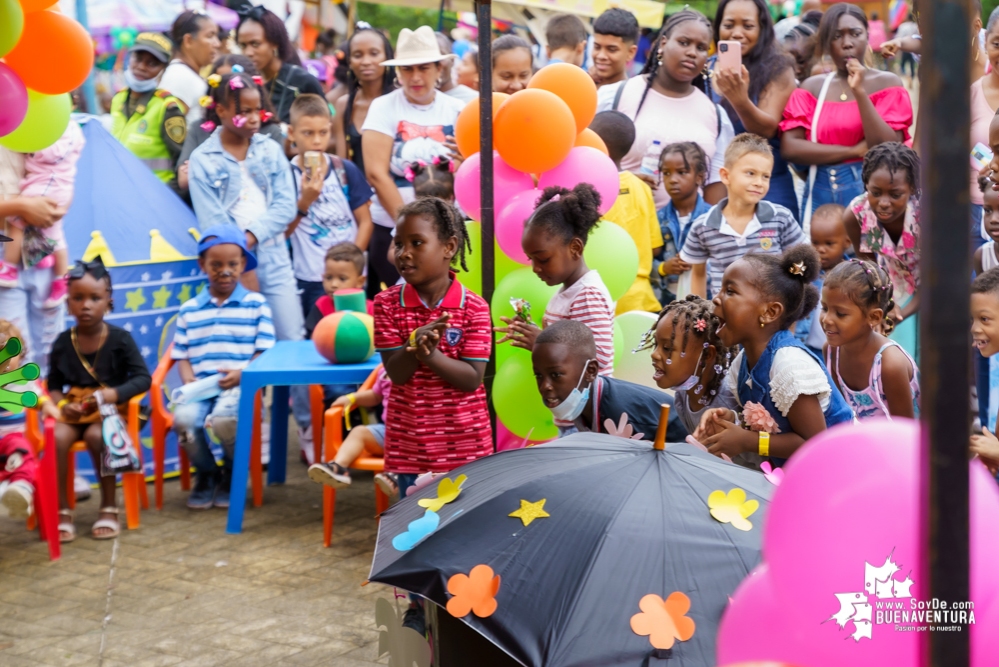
[843,142,921,358]
[655,142,712,303]
[49,260,151,542]
[495,184,616,375]
[405,156,455,203]
[374,197,491,499]
[643,295,738,434]
[696,245,853,464]
[822,259,919,419]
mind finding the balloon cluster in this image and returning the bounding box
[0,0,94,152]
[450,64,641,442]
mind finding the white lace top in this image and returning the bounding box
[726,347,832,416]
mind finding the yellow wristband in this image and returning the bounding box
[408,329,418,348]
[758,431,770,457]
[346,393,357,406]
[36,394,50,406]
[658,262,667,277]
[57,399,69,409]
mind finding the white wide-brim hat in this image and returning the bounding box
[380,25,457,67]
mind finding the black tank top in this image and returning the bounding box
[347,120,364,175]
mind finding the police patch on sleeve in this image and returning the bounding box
[165,116,187,144]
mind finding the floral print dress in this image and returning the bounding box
[849,194,920,359]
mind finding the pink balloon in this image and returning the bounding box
[717,419,999,667]
[453,150,534,222]
[496,189,542,265]
[496,420,550,451]
[537,146,620,215]
[0,64,28,138]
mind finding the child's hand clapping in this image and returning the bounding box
[702,414,755,459]
[971,427,999,475]
[494,317,541,351]
[693,408,737,442]
[407,314,450,361]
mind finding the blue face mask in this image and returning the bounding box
[125,68,159,93]
[549,360,593,422]
[669,348,704,392]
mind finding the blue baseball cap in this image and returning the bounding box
[198,225,257,271]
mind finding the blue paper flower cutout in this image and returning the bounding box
[392,510,441,551]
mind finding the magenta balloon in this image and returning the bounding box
[0,63,28,138]
[537,146,620,215]
[496,188,542,265]
[453,150,534,222]
[717,419,999,667]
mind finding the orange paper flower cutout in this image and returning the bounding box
[630,592,696,650]
[446,565,501,618]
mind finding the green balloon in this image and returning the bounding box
[457,220,527,297]
[0,0,24,59]
[0,91,71,153]
[493,352,558,440]
[584,220,639,301]
[490,267,559,329]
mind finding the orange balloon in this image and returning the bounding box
[575,128,609,155]
[5,10,94,95]
[19,0,58,11]
[527,63,598,133]
[454,92,509,158]
[494,89,576,174]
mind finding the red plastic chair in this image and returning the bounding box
[320,365,388,547]
[24,415,60,560]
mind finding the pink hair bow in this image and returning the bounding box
[200,120,216,132]
[232,115,247,128]
[252,75,263,86]
[229,77,245,90]
[404,165,416,182]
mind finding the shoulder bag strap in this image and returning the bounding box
[612,79,626,111]
[802,72,836,233]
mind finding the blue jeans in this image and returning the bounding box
[397,473,419,499]
[803,162,865,221]
[173,389,241,475]
[971,204,987,250]
[256,243,312,431]
[298,279,325,320]
[0,262,65,376]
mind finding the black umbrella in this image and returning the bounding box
[369,426,774,667]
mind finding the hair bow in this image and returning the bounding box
[229,76,245,90]
[355,20,372,29]
[259,110,273,123]
[232,115,247,128]
[68,258,108,281]
[199,95,215,109]
[693,318,707,333]
[252,75,263,86]
[789,261,806,276]
[404,161,426,182]
[231,64,244,73]
[200,120,217,132]
[207,73,221,88]
[236,2,268,22]
[550,193,561,202]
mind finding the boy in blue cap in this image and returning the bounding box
[170,225,275,509]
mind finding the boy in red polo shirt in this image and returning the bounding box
[374,198,492,501]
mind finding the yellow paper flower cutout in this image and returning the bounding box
[707,488,759,531]
[417,474,467,513]
[509,499,549,526]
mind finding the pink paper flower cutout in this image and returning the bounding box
[760,461,784,486]
[742,402,780,433]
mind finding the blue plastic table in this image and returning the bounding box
[227,340,381,533]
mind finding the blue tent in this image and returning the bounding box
[63,116,198,263]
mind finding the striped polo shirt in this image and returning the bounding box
[171,284,275,379]
[542,269,615,376]
[374,274,492,474]
[680,199,804,297]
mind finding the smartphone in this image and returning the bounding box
[717,40,742,72]
[972,142,994,171]
[303,150,323,178]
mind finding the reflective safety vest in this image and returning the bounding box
[110,89,185,183]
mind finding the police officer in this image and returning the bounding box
[109,33,188,190]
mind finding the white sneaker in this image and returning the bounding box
[74,475,92,501]
[1,480,33,519]
[298,426,315,465]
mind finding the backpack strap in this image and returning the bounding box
[612,80,626,111]
[329,155,349,197]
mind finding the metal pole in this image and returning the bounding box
[476,0,496,446]
[920,0,970,663]
[75,0,99,115]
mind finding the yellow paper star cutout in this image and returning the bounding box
[509,499,549,526]
[124,288,147,313]
[152,285,173,309]
[176,283,193,304]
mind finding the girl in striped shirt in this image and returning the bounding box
[495,184,616,375]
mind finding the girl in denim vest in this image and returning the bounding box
[694,244,852,466]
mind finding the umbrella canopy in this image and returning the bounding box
[369,435,774,667]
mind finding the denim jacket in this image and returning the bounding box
[188,130,296,249]
[654,194,713,301]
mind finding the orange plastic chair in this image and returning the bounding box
[150,347,270,508]
[321,365,388,547]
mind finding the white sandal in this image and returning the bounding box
[91,507,120,540]
[58,509,76,543]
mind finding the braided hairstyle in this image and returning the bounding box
[824,258,897,333]
[343,27,395,140]
[200,57,277,130]
[861,141,921,196]
[659,141,708,181]
[742,244,821,329]
[397,197,471,272]
[205,71,268,130]
[636,10,713,115]
[651,295,730,402]
[526,184,602,245]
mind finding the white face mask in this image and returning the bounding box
[549,360,594,422]
[125,68,159,93]
[669,348,705,392]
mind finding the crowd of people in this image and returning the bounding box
[0,0,996,601]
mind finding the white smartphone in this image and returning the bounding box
[717,40,742,72]
[972,142,993,171]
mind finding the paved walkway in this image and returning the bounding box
[0,439,394,667]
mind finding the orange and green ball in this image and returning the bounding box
[313,312,375,364]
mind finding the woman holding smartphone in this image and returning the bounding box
[709,0,799,218]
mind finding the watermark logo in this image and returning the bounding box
[828,551,974,640]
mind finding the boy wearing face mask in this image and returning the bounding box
[109,32,189,190]
[532,320,688,441]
